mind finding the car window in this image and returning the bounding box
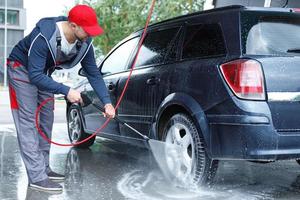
[101,37,139,75]
[135,27,180,68]
[243,14,300,56]
[182,24,226,59]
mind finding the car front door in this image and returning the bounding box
[82,37,139,137]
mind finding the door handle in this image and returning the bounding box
[107,82,115,91]
[146,77,160,85]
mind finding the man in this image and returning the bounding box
[7,4,115,192]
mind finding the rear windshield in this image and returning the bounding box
[241,11,300,56]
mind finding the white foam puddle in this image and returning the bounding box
[117,170,250,200]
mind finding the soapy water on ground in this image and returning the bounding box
[116,159,300,200]
[117,169,253,200]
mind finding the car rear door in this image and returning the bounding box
[116,26,182,139]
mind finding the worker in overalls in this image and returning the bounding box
[7,4,115,192]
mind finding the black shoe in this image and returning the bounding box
[29,178,62,192]
[48,171,65,181]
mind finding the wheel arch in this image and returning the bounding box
[154,93,212,156]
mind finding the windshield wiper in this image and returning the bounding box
[287,48,300,53]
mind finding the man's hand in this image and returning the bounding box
[103,103,115,118]
[67,89,83,104]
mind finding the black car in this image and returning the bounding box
[66,5,300,185]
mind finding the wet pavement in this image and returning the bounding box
[1,122,300,200]
[1,92,300,199]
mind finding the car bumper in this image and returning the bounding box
[208,114,300,161]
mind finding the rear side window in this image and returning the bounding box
[135,27,180,67]
[182,24,226,59]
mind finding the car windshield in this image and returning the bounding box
[242,12,300,56]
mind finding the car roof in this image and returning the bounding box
[134,5,294,33]
[113,5,297,53]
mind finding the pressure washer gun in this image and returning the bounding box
[80,93,149,140]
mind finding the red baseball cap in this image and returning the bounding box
[68,4,104,37]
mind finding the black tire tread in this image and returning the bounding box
[163,113,218,185]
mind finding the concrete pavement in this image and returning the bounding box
[0,89,13,124]
[1,123,300,199]
[0,89,67,125]
[0,88,9,105]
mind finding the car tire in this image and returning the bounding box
[162,113,218,185]
[296,160,300,165]
[67,104,95,148]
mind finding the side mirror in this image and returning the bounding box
[78,68,86,77]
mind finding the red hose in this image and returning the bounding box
[35,0,157,147]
